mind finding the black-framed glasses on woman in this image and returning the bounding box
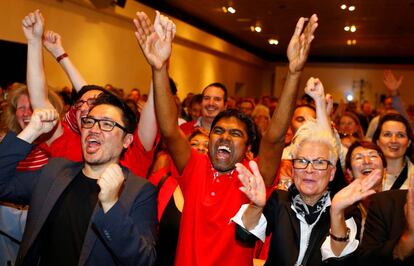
[75,98,96,109]
[292,158,332,170]
[81,116,127,132]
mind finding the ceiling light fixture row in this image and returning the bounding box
[340,4,356,11]
[223,4,278,46]
[344,25,357,32]
[222,6,236,14]
[347,39,357,45]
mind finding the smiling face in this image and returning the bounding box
[201,86,226,120]
[292,141,335,205]
[76,90,103,129]
[190,133,209,154]
[209,116,249,173]
[377,121,411,160]
[81,104,133,166]
[15,94,33,130]
[350,146,384,182]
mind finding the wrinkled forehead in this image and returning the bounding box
[213,116,248,132]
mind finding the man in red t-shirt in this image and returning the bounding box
[134,10,318,266]
[180,82,227,136]
[24,12,158,178]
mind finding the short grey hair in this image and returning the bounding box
[290,119,339,165]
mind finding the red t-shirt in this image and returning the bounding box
[16,145,49,172]
[174,150,254,266]
[179,120,197,136]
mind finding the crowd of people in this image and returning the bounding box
[0,8,413,266]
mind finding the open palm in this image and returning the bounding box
[134,11,175,69]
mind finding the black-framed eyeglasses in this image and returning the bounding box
[292,158,332,170]
[81,116,127,132]
[75,98,96,109]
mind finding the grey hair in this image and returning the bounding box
[289,118,339,165]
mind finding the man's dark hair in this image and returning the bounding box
[75,85,109,102]
[91,92,137,134]
[189,94,203,107]
[202,82,228,103]
[372,113,414,162]
[210,109,258,150]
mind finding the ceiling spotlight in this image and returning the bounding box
[251,26,261,32]
[222,6,228,13]
[350,25,356,32]
[268,39,279,45]
[227,6,236,14]
[344,26,350,31]
[347,40,352,45]
[352,39,357,45]
[348,6,356,11]
[346,94,354,102]
[341,4,347,10]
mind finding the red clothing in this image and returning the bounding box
[179,120,197,136]
[16,145,49,171]
[174,150,254,266]
[43,119,156,178]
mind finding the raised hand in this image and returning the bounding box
[43,30,65,58]
[22,9,44,42]
[287,14,318,74]
[97,163,125,213]
[305,77,325,102]
[133,11,176,70]
[18,108,59,143]
[236,161,266,208]
[331,169,382,214]
[383,69,403,95]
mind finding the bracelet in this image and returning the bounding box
[329,227,350,242]
[56,53,68,63]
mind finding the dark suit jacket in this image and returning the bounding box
[237,190,357,266]
[0,132,157,266]
[357,189,414,266]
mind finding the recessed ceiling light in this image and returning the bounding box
[344,26,350,31]
[268,39,279,45]
[350,25,356,32]
[348,6,356,11]
[347,40,352,45]
[341,4,347,10]
[227,6,236,14]
[254,26,262,32]
[352,39,357,45]
[222,6,228,13]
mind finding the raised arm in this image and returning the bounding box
[305,77,331,132]
[259,14,318,186]
[329,169,381,256]
[43,30,87,92]
[133,11,190,173]
[22,10,52,110]
[137,81,157,151]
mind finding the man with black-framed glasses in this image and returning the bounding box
[0,93,157,265]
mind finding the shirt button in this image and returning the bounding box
[211,192,216,196]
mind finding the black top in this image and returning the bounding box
[155,194,181,266]
[39,171,99,266]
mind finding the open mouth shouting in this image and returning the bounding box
[85,134,102,153]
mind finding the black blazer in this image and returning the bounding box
[357,189,414,266]
[0,132,157,266]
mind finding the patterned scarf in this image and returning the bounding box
[288,184,330,225]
